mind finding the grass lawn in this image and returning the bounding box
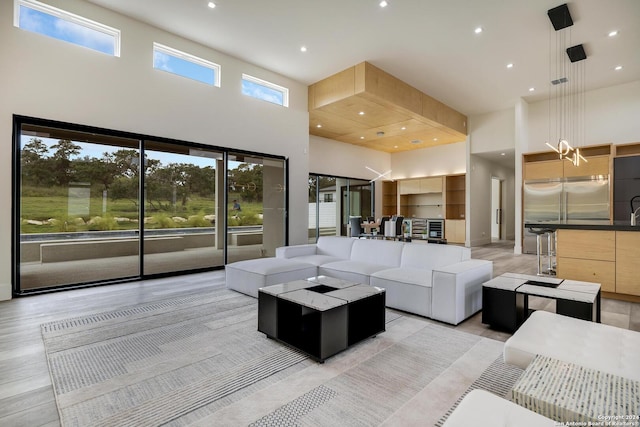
[20,191,265,233]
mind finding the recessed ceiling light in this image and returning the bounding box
[401,126,406,130]
[615,65,623,71]
[474,27,483,34]
[529,87,535,92]
[380,1,388,8]
[608,30,618,37]
[358,111,365,115]
[501,152,506,156]
[300,46,307,52]
[394,145,398,148]
[316,124,322,128]
[360,136,365,139]
[506,63,514,69]
[433,138,438,142]
[207,2,216,9]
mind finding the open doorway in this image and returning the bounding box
[491,177,504,242]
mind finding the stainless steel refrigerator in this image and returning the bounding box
[523,177,610,254]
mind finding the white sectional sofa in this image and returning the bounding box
[274,236,493,325]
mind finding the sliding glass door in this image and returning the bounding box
[227,153,287,262]
[143,141,223,275]
[14,118,287,293]
[308,174,374,240]
[18,123,141,290]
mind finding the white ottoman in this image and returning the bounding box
[442,390,555,426]
[504,310,640,381]
[225,258,317,298]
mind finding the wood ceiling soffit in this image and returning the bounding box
[362,62,423,116]
[308,67,356,110]
[309,62,467,131]
[308,61,468,151]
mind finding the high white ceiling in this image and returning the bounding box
[85,0,639,118]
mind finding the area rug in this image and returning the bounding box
[42,287,517,426]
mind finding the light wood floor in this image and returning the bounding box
[1,241,638,426]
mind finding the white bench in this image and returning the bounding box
[230,232,262,246]
[40,236,185,263]
[504,310,640,381]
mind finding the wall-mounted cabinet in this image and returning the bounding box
[398,177,443,195]
[523,144,611,181]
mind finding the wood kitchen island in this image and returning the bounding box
[525,222,640,302]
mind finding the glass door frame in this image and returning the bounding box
[308,173,375,241]
[12,115,288,295]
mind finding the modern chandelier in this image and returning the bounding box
[544,4,588,167]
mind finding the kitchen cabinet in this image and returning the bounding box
[532,225,640,299]
[524,160,563,180]
[523,144,611,181]
[398,177,442,195]
[613,155,640,221]
[445,219,465,244]
[563,155,609,177]
[398,179,421,195]
[616,232,640,296]
[556,229,616,292]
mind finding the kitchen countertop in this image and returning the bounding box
[524,222,640,231]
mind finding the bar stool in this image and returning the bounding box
[528,227,556,276]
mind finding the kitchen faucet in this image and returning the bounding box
[631,195,640,226]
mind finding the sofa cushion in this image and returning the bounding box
[370,267,433,317]
[370,267,432,287]
[316,236,355,259]
[319,260,389,285]
[350,239,404,268]
[504,310,640,381]
[285,254,344,266]
[400,242,470,270]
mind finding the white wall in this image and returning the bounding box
[0,0,309,300]
[469,108,515,154]
[390,141,466,178]
[527,80,640,151]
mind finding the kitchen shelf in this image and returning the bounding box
[445,175,465,220]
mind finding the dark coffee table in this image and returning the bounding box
[482,273,601,332]
[258,276,385,362]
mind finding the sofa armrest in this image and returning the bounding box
[275,244,318,259]
[431,259,493,325]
